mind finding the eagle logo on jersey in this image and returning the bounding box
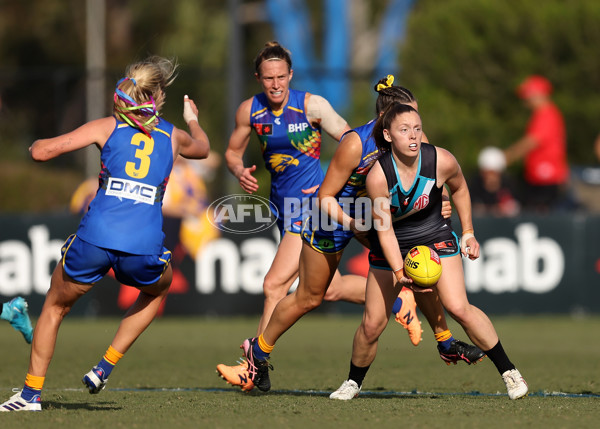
[269,153,299,173]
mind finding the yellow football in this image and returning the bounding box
[404,245,442,287]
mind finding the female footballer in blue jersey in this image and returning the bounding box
[0,56,210,412]
[218,42,378,389]
[223,41,366,337]
[329,102,528,400]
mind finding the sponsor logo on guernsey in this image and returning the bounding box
[105,177,157,205]
[253,123,273,135]
[288,122,309,133]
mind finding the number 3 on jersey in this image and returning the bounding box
[125,134,154,179]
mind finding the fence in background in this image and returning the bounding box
[1,212,599,316]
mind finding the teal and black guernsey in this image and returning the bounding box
[379,143,451,244]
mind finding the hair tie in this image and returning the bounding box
[116,77,136,86]
[113,76,157,137]
[376,75,395,92]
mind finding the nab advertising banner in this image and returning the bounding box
[1,213,599,316]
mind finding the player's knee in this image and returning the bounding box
[297,292,324,313]
[46,302,73,321]
[323,286,340,302]
[361,317,387,343]
[444,303,470,324]
[262,275,288,301]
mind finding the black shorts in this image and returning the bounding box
[368,228,460,270]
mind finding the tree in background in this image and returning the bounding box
[399,0,600,174]
[2,0,599,210]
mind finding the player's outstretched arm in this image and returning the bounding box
[30,117,115,162]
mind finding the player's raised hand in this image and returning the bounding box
[183,95,199,125]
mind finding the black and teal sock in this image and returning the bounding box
[484,341,515,375]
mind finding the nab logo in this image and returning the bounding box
[105,177,156,205]
[288,123,309,133]
[208,194,278,234]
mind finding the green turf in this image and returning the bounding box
[1,315,599,428]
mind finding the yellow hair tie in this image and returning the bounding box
[376,74,395,92]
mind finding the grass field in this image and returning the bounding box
[1,314,599,428]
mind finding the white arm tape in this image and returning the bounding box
[306,94,348,140]
[183,95,198,124]
[462,232,475,245]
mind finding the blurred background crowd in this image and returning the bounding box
[1,0,600,217]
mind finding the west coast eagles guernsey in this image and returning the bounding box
[250,90,323,232]
[77,118,174,255]
[301,119,380,252]
[336,120,380,219]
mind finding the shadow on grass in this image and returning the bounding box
[111,386,600,399]
[43,400,122,411]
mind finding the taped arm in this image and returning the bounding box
[305,93,350,141]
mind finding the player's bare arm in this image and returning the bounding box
[367,162,412,286]
[436,147,479,259]
[225,99,259,193]
[305,93,350,141]
[30,117,115,162]
[318,131,363,231]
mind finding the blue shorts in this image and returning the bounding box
[368,230,459,270]
[275,196,312,238]
[279,218,303,237]
[61,234,172,287]
[300,216,354,254]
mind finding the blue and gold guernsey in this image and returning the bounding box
[77,118,174,255]
[368,143,459,269]
[250,89,323,234]
[302,120,380,253]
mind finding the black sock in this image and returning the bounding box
[348,361,370,387]
[484,341,515,375]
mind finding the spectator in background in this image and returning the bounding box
[70,177,98,215]
[594,133,600,163]
[469,146,520,217]
[503,75,569,212]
